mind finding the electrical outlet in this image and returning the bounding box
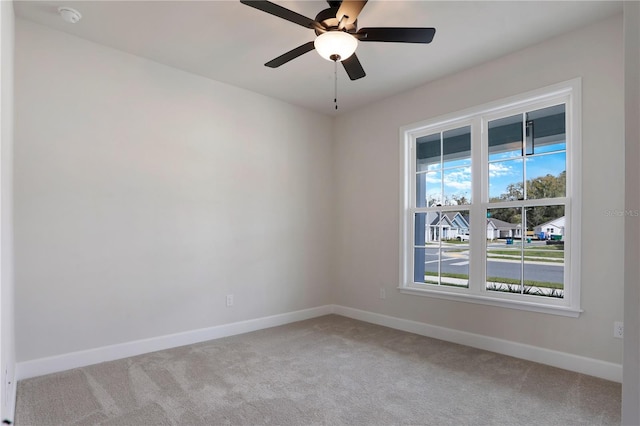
[614,321,624,338]
[379,287,386,299]
[226,294,234,307]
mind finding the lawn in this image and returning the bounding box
[487,247,564,260]
[424,271,563,290]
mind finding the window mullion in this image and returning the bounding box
[520,207,525,294]
[522,112,528,202]
[468,116,485,295]
[520,106,526,295]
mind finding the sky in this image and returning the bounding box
[420,144,566,205]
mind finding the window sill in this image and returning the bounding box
[398,286,582,318]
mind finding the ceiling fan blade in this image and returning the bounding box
[265,41,316,68]
[336,0,368,29]
[357,27,436,43]
[342,53,366,81]
[240,0,318,29]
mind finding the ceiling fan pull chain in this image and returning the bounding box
[334,59,338,110]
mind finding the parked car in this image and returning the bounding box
[457,233,470,241]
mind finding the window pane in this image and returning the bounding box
[525,104,566,155]
[414,247,428,283]
[489,114,523,161]
[416,171,442,207]
[444,167,472,205]
[414,213,427,246]
[416,133,440,172]
[525,152,566,199]
[422,211,442,284]
[443,126,471,169]
[486,207,523,294]
[489,159,523,202]
[485,206,565,298]
[527,205,565,240]
[441,210,470,288]
[414,211,470,287]
[426,211,442,243]
[421,245,440,284]
[414,213,428,283]
[523,205,565,299]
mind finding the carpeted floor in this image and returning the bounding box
[15,315,620,425]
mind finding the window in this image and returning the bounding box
[400,80,581,316]
[414,125,472,288]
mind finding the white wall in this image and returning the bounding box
[0,0,16,421]
[623,3,640,425]
[14,19,334,362]
[334,15,624,364]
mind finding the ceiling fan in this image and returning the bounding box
[239,0,436,81]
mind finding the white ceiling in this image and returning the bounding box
[14,0,622,115]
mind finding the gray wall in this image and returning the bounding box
[333,15,624,365]
[623,3,640,425]
[14,19,334,362]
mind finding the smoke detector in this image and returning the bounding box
[58,7,82,24]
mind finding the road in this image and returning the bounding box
[422,246,563,284]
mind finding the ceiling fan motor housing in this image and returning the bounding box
[314,7,357,34]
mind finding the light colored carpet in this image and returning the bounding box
[15,315,620,425]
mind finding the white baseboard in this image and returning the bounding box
[16,304,622,385]
[16,305,333,381]
[331,305,623,383]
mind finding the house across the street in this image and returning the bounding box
[534,216,566,239]
[486,218,522,240]
[427,212,470,242]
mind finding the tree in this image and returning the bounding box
[488,207,521,224]
[527,171,565,200]
[491,171,566,227]
[427,194,470,207]
[525,172,565,227]
[449,194,470,206]
[488,182,524,223]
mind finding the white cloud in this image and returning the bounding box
[424,173,441,185]
[489,162,515,178]
[444,167,471,190]
[422,168,472,190]
[445,181,471,191]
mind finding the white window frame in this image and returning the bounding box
[399,79,582,317]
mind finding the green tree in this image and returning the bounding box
[488,206,521,224]
[527,171,565,199]
[525,171,565,227]
[491,171,566,227]
[488,182,524,223]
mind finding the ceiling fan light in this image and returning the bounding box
[314,31,358,62]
